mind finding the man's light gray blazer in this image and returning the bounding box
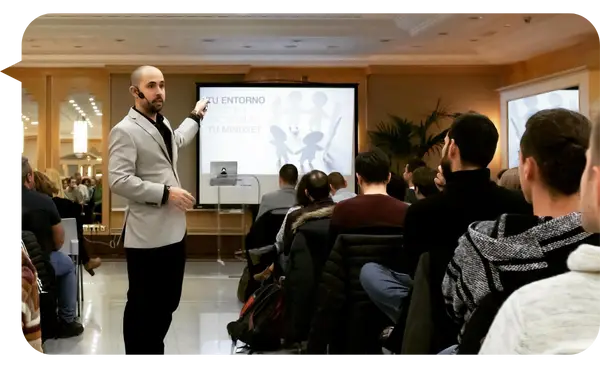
[108,108,198,249]
[256,185,296,219]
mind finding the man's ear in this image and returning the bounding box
[129,85,139,98]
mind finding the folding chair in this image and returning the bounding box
[59,218,84,317]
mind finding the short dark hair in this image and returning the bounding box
[355,147,391,184]
[448,112,499,168]
[279,164,298,186]
[295,173,311,207]
[328,172,346,190]
[306,170,330,201]
[412,167,438,198]
[22,156,32,184]
[386,172,407,201]
[520,108,591,196]
[406,158,426,173]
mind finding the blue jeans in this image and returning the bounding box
[50,251,77,323]
[359,263,413,324]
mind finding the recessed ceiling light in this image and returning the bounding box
[69,100,75,103]
[380,39,391,43]
[89,97,94,101]
[31,121,38,126]
[25,117,30,121]
[22,115,26,119]
[91,102,96,106]
[96,113,103,116]
[438,32,449,36]
[24,126,28,130]
[285,45,297,48]
[75,107,81,111]
[81,113,86,117]
[468,16,483,20]
[89,123,94,128]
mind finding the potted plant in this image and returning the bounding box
[368,99,459,173]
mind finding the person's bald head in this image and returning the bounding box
[129,65,166,114]
[305,170,330,201]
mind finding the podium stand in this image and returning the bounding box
[209,165,261,265]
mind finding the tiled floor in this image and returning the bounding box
[42,260,245,355]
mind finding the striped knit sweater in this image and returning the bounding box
[22,247,42,353]
[442,212,598,342]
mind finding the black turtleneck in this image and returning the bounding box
[133,107,173,162]
[402,168,532,277]
[399,167,532,351]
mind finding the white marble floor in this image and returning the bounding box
[42,260,245,355]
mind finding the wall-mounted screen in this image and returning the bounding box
[507,87,579,168]
[196,83,358,205]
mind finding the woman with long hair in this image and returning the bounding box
[35,170,101,275]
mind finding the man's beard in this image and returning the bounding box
[146,99,163,114]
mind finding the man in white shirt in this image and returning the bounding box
[479,115,600,355]
[328,171,356,203]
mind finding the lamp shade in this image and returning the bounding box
[73,120,88,154]
[17,120,25,154]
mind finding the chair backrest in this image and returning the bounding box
[60,218,79,256]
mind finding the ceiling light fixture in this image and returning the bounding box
[89,97,94,102]
[91,102,96,106]
[96,113,103,116]
[81,112,86,117]
[76,107,81,111]
[69,100,75,103]
[31,121,38,125]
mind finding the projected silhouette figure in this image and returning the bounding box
[323,116,342,173]
[523,95,539,121]
[548,92,564,109]
[270,125,293,169]
[285,91,304,137]
[269,96,283,127]
[296,131,324,171]
[309,91,329,132]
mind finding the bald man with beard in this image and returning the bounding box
[109,65,209,354]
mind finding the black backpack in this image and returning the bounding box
[227,282,285,352]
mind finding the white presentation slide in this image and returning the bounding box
[507,89,579,168]
[197,85,356,204]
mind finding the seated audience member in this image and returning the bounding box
[73,172,90,203]
[479,119,600,355]
[330,147,409,245]
[497,167,521,191]
[22,245,43,352]
[328,171,356,203]
[386,172,408,202]
[412,167,438,200]
[37,170,102,275]
[403,158,427,204]
[65,177,84,205]
[256,164,298,219]
[21,157,84,338]
[443,108,598,352]
[282,170,335,255]
[400,112,531,352]
[252,173,312,280]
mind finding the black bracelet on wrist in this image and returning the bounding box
[188,112,202,124]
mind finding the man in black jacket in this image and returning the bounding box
[443,108,597,352]
[389,113,532,353]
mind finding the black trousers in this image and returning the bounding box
[123,237,186,354]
